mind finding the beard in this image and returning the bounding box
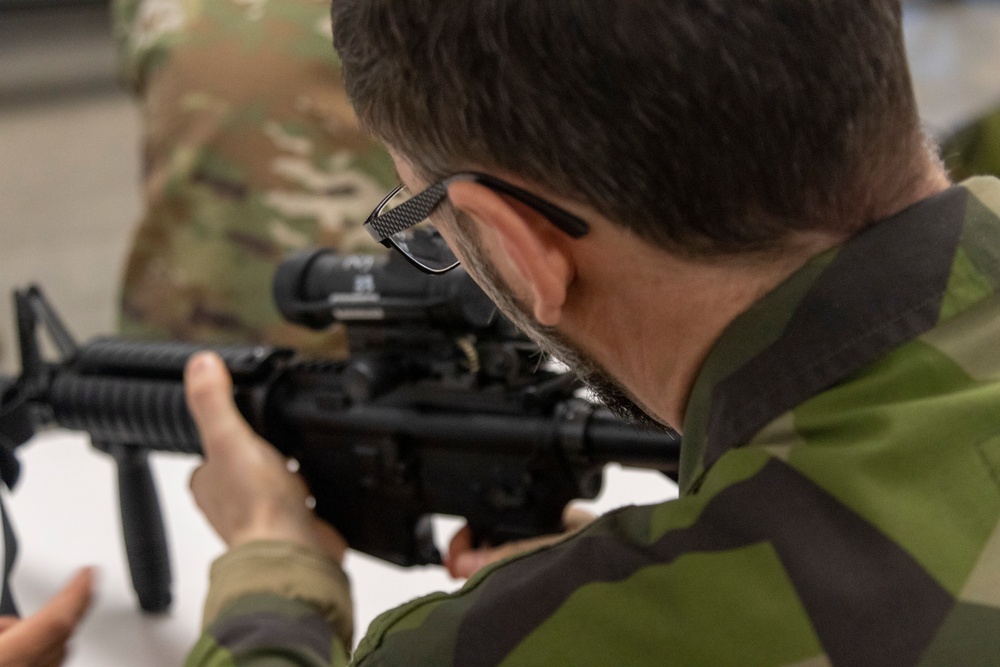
[448,216,661,429]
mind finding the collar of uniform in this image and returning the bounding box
[677,184,971,494]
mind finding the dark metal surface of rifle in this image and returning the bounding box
[0,249,680,613]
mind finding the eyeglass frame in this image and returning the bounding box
[362,172,591,274]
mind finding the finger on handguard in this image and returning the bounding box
[184,352,255,459]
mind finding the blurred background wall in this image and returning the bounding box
[1,2,139,373]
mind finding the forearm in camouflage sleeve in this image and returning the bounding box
[187,594,350,667]
[187,541,353,667]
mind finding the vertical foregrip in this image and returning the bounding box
[40,341,289,614]
[49,372,202,614]
[105,443,173,613]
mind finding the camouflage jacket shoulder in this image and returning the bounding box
[189,177,1000,666]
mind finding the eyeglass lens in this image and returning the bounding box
[377,186,460,272]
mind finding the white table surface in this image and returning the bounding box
[5,429,677,666]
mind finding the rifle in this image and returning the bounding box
[0,249,680,614]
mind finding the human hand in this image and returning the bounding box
[443,507,595,579]
[185,352,347,562]
[0,567,94,667]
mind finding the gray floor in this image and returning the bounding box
[2,2,1000,376]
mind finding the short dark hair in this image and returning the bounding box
[332,0,923,256]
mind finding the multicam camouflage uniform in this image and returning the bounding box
[112,0,395,356]
[186,176,1000,665]
[943,105,1000,182]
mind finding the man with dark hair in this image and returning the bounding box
[184,1,1000,665]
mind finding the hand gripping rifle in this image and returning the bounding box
[0,249,680,614]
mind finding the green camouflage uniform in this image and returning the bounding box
[943,106,1000,182]
[186,176,1000,665]
[112,0,394,355]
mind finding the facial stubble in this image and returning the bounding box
[448,213,663,430]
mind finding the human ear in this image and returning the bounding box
[447,180,574,327]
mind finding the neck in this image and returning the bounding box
[561,166,951,432]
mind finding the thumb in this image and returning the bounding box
[36,568,95,628]
[185,352,256,460]
[0,568,95,654]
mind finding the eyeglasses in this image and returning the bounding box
[362,172,590,274]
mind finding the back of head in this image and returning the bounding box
[332,0,925,256]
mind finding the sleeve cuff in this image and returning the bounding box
[203,540,354,648]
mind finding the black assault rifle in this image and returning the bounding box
[0,249,680,614]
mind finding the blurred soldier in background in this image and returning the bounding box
[111,0,394,356]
